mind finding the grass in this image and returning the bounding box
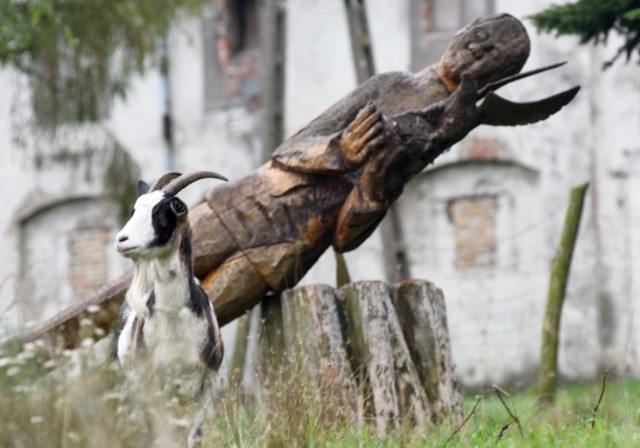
[436,379,640,447]
[1,340,640,447]
[205,378,640,447]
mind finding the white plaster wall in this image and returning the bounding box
[621,151,640,375]
[588,42,640,375]
[0,70,30,333]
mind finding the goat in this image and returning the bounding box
[114,171,227,447]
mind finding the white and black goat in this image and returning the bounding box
[114,171,226,446]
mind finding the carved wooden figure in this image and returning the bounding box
[17,14,579,350]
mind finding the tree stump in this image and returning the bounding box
[251,279,463,434]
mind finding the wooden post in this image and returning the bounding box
[281,285,359,420]
[341,281,432,431]
[392,280,463,424]
[261,293,286,370]
[343,0,376,83]
[229,313,250,387]
[249,0,288,397]
[260,0,287,160]
[537,183,589,404]
[342,0,410,282]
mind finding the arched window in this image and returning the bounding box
[17,198,125,325]
[396,160,545,387]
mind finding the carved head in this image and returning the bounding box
[437,13,531,91]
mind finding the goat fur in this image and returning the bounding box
[114,176,224,445]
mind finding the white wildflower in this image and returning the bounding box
[87,305,101,313]
[43,359,57,369]
[16,351,34,361]
[102,391,123,402]
[30,415,45,424]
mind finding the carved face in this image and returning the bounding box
[438,13,531,90]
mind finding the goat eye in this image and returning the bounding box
[130,204,135,217]
[170,198,187,217]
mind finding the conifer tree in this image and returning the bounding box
[530,0,640,68]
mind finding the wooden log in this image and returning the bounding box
[260,293,286,372]
[279,285,358,421]
[228,313,250,387]
[392,280,463,424]
[17,271,131,349]
[339,282,400,432]
[251,285,359,430]
[339,281,430,432]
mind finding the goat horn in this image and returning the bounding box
[162,171,228,196]
[149,172,182,192]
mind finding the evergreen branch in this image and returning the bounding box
[529,0,640,68]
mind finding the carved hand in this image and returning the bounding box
[339,102,387,167]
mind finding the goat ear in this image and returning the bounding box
[170,197,188,218]
[137,181,150,196]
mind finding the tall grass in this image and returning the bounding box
[1,338,639,447]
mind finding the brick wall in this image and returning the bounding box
[67,227,110,296]
[447,195,497,269]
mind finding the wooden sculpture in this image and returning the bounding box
[16,14,579,350]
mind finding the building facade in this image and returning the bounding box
[0,0,639,389]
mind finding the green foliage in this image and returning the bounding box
[0,0,208,126]
[530,0,640,68]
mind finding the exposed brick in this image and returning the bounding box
[67,227,109,296]
[447,196,497,269]
[458,137,510,162]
